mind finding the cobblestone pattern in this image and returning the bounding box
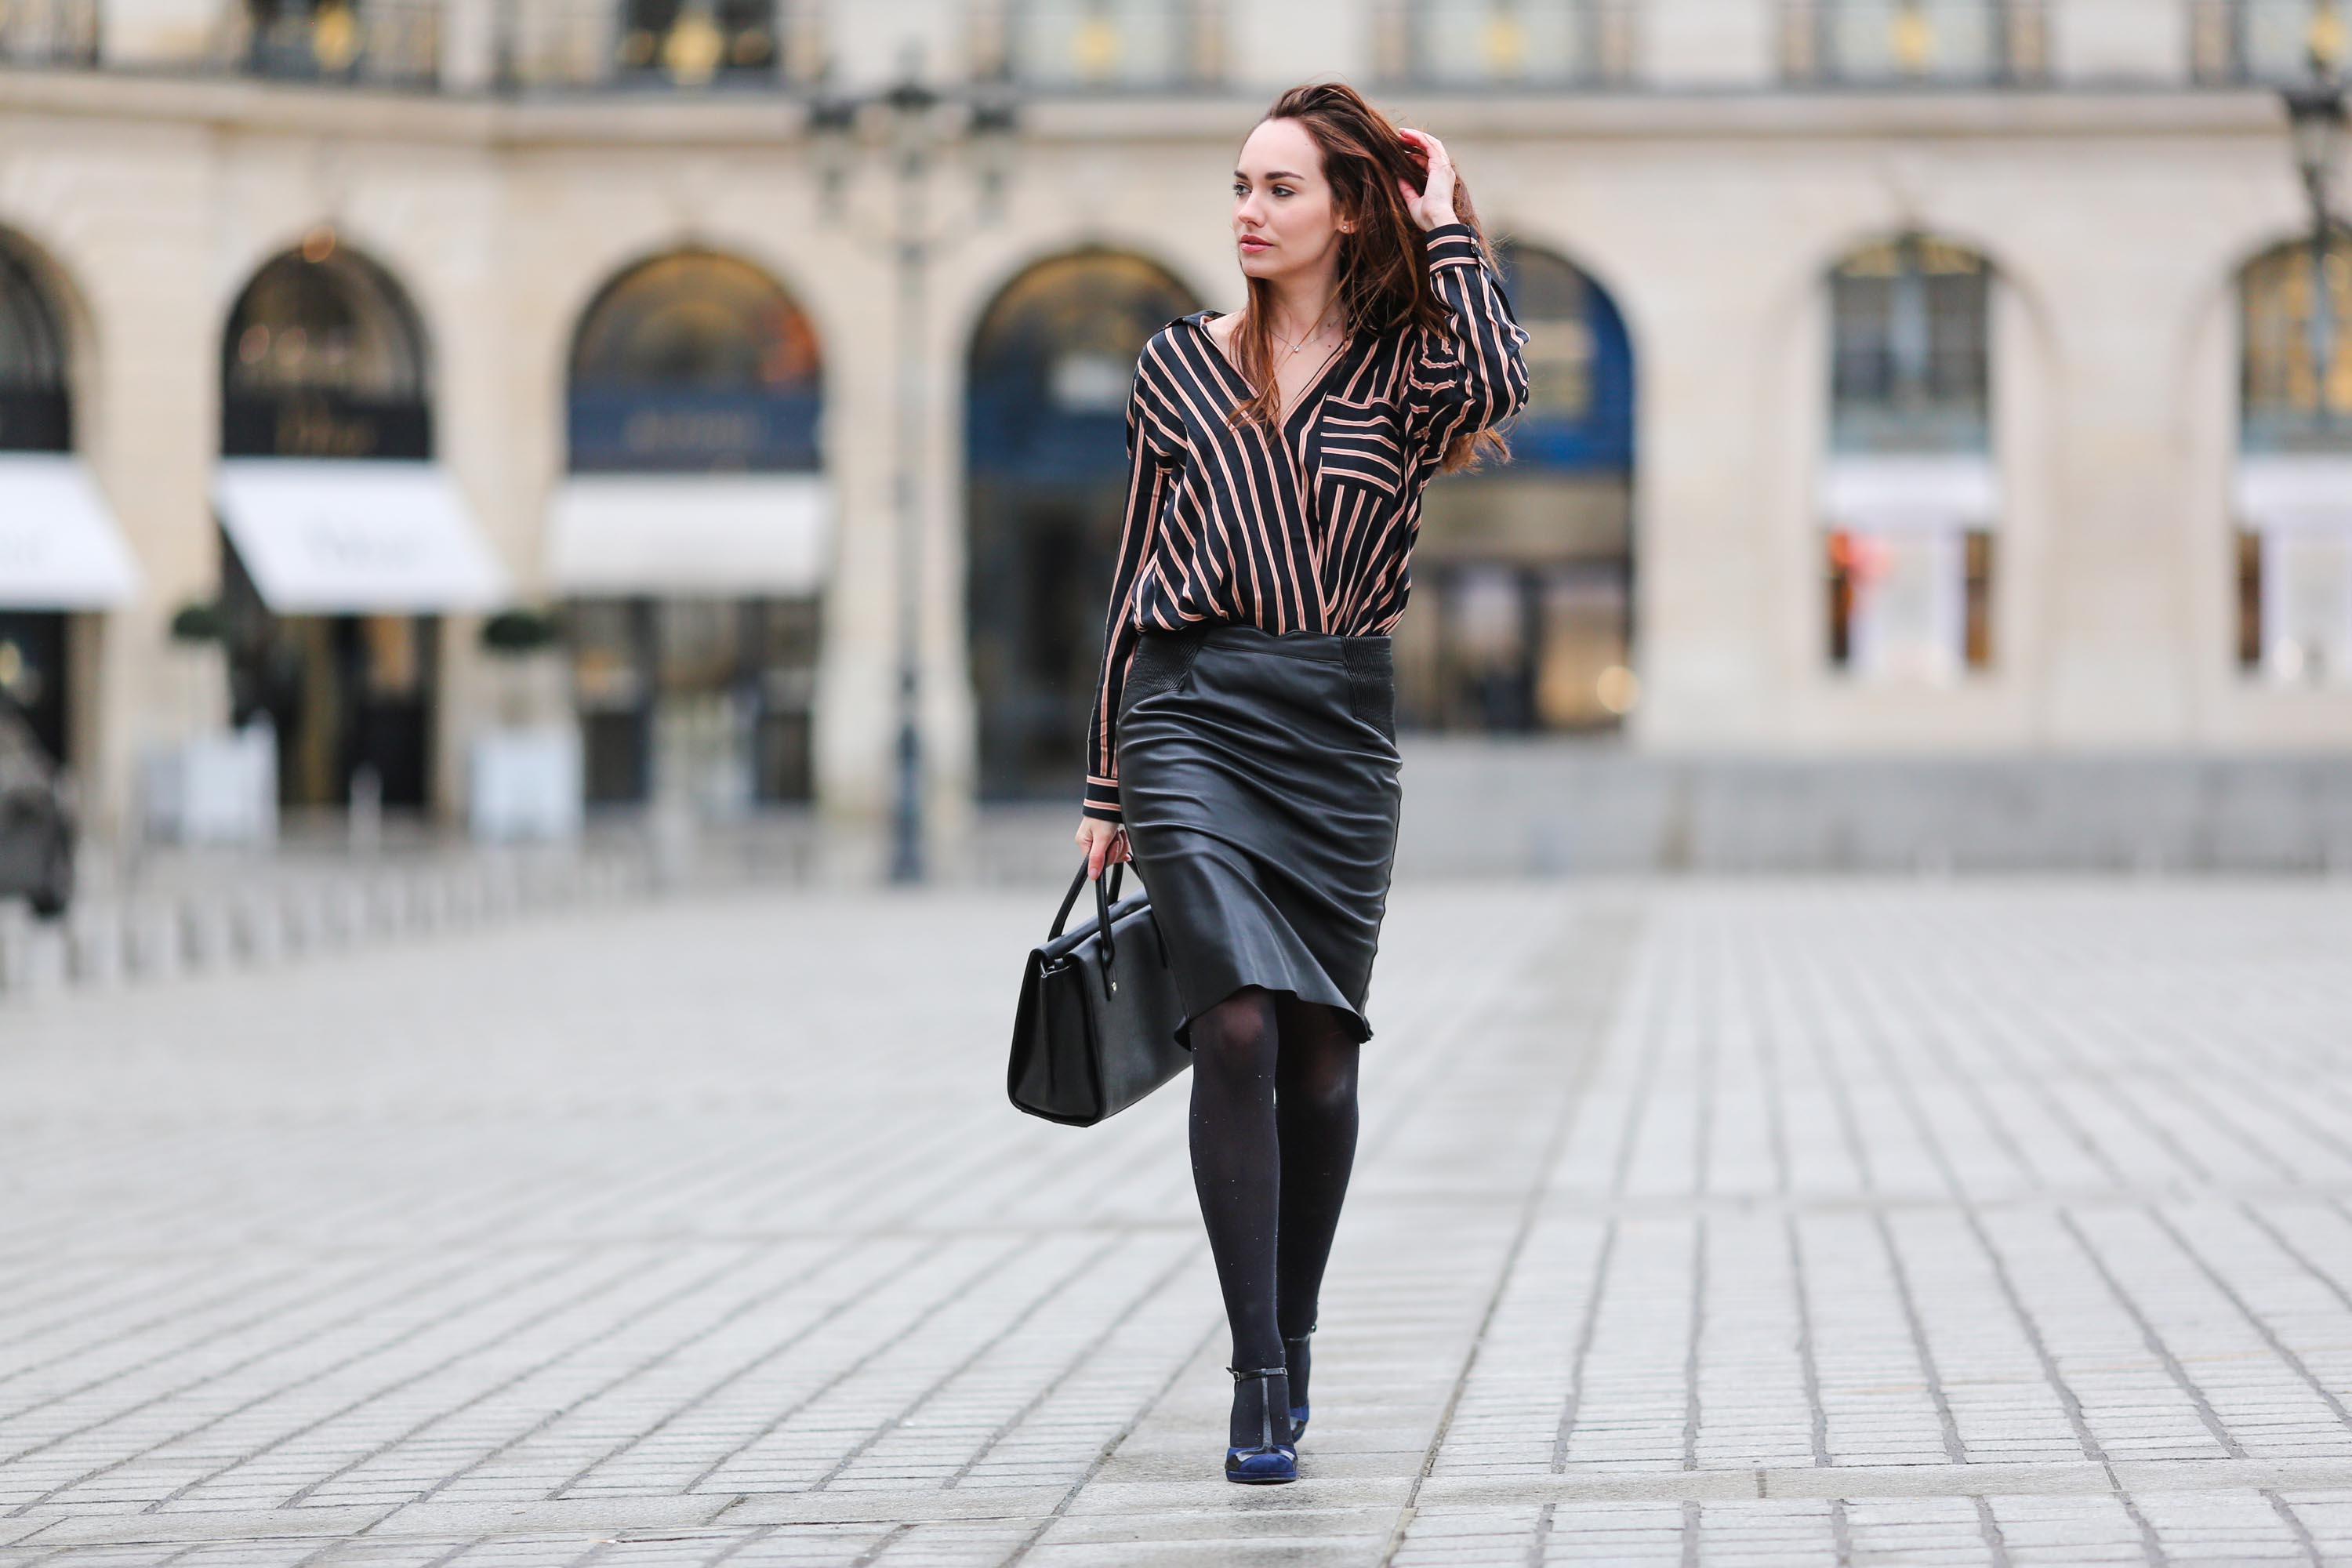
[2,880,2350,1563]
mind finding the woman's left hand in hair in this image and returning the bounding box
[1396,126,1458,231]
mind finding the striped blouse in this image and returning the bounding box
[1082,220,1534,823]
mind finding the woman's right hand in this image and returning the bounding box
[1076,816,1131,880]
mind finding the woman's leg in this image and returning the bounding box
[1187,985,1284,1376]
[1271,995,1361,1343]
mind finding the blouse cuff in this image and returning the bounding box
[1083,779,1123,822]
[1422,222,1483,270]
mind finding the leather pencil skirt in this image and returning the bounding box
[1112,622,1403,1050]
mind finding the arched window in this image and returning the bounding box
[1831,234,1989,454]
[0,234,71,452]
[1821,234,1999,681]
[1494,241,1633,470]
[2241,231,2352,454]
[965,251,1197,800]
[222,233,430,459]
[568,252,822,471]
[2234,232,2352,684]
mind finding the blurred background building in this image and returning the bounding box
[2,0,2348,877]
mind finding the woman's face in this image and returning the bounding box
[1231,116,1345,284]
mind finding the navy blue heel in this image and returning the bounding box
[1283,1324,1316,1440]
[1224,1365,1298,1483]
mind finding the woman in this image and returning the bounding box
[1073,81,1530,1484]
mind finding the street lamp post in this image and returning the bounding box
[811,49,1018,884]
[2284,42,2347,437]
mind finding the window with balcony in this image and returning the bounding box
[1372,0,1636,89]
[2194,0,2349,83]
[1782,0,2047,85]
[972,0,1219,91]
[610,0,776,84]
[500,0,807,89]
[0,0,99,66]
[233,0,440,83]
[1820,234,2000,682]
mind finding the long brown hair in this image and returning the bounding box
[1226,81,1513,476]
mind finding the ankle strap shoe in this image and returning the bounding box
[1282,1323,1316,1439]
[1223,1364,1298,1483]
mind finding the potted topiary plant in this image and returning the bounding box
[142,597,275,845]
[467,605,583,843]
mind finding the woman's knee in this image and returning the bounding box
[1192,986,1279,1078]
[1275,1004,1360,1113]
[1279,1054,1358,1119]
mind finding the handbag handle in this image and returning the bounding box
[1049,858,1125,1000]
[1049,857,1123,939]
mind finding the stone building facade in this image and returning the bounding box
[1,0,2346,873]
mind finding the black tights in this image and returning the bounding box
[1186,985,1361,1372]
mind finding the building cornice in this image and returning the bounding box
[0,66,2298,150]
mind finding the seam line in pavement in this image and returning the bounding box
[1377,904,1642,1568]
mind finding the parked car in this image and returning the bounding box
[0,704,74,918]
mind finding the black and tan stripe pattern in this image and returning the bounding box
[1083,220,1532,823]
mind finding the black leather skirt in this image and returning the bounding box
[1112,622,1402,1049]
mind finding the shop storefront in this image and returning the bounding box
[0,232,138,772]
[1398,240,1638,732]
[964,251,1198,800]
[214,232,506,813]
[549,252,829,816]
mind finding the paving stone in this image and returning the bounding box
[5,881,2352,1565]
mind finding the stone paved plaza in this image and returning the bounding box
[4,878,2352,1565]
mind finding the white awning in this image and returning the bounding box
[1819,454,2001,532]
[546,474,831,596]
[213,459,510,613]
[2235,454,2352,532]
[0,454,140,609]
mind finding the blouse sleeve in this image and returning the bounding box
[1403,221,1534,464]
[1081,365,1179,823]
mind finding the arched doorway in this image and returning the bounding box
[965,250,1198,802]
[216,231,505,815]
[0,229,135,775]
[1398,239,1637,732]
[2231,230,2352,684]
[551,250,827,813]
[1816,233,1999,684]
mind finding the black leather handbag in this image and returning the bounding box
[1007,858,1191,1126]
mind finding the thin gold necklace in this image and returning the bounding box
[1267,295,1342,361]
